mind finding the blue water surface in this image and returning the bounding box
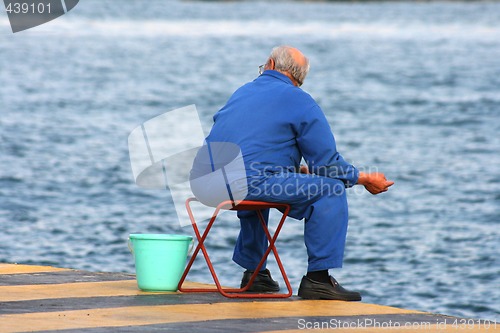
[1,0,499,321]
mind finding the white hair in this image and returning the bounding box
[269,46,310,86]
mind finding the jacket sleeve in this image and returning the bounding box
[294,104,359,187]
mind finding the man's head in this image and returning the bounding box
[263,46,310,87]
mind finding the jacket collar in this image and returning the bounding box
[260,70,294,86]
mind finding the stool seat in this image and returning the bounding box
[177,197,292,298]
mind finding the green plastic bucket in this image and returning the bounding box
[128,234,193,291]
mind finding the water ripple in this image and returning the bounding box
[1,0,499,322]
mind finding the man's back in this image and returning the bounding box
[205,70,327,179]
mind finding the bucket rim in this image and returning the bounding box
[129,233,192,241]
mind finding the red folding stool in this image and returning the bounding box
[177,197,293,298]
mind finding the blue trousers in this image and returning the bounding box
[232,172,349,272]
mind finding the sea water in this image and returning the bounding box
[0,0,499,321]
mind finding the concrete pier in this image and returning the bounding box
[0,263,497,332]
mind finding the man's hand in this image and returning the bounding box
[357,172,394,195]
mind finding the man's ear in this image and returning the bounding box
[267,58,275,70]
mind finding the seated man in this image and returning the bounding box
[190,45,394,300]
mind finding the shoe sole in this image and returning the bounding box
[245,284,280,293]
[298,289,361,301]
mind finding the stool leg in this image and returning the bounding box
[223,207,292,298]
[251,207,292,297]
[178,198,217,292]
[179,202,243,294]
[178,199,292,298]
[178,201,211,292]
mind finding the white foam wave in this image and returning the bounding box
[3,16,499,41]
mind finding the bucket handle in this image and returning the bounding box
[128,238,134,255]
[187,238,195,257]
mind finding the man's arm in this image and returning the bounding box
[295,105,359,187]
[357,172,394,195]
[294,102,394,193]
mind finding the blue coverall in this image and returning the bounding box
[190,70,359,272]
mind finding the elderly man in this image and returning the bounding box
[190,45,394,300]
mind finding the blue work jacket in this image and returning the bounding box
[196,70,359,189]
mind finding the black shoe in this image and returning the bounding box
[240,269,280,292]
[298,275,362,301]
